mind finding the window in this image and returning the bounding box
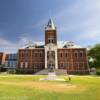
[20,62,23,68]
[60,63,63,68]
[8,62,10,67]
[79,53,82,57]
[65,53,68,57]
[21,51,24,57]
[79,51,83,58]
[25,62,28,68]
[40,53,43,57]
[48,39,50,43]
[65,63,69,68]
[52,40,53,43]
[35,53,37,57]
[75,53,78,58]
[60,53,62,57]
[25,51,29,57]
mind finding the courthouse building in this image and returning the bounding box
[17,18,89,74]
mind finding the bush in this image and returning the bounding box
[7,69,16,74]
[96,71,100,75]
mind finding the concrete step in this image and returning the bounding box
[35,69,67,75]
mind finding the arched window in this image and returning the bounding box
[79,51,83,58]
[74,51,78,58]
[60,53,62,57]
[65,51,68,58]
[48,39,50,43]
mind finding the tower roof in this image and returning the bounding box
[45,18,56,30]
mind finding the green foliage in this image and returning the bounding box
[88,44,100,68]
[7,69,16,74]
[0,64,5,72]
[96,69,100,75]
[96,71,100,75]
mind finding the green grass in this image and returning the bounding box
[0,75,100,100]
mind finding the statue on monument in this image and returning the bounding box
[48,43,55,72]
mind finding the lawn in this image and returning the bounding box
[0,75,100,100]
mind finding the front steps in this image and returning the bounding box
[35,69,67,75]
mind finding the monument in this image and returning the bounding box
[47,42,57,80]
[40,43,65,81]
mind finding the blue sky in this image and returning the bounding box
[0,0,100,52]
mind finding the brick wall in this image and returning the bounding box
[57,48,89,74]
[45,30,57,45]
[17,49,45,74]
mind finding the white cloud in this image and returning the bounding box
[1,0,100,52]
[0,37,18,53]
[19,37,30,45]
[51,0,100,42]
[0,36,31,53]
[0,38,14,46]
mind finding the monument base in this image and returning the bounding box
[39,72,65,81]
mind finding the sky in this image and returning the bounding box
[0,0,100,52]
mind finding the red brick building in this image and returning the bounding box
[17,49,45,74]
[17,18,89,74]
[57,48,89,74]
[0,52,6,65]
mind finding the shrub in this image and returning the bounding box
[7,69,16,74]
[96,71,100,75]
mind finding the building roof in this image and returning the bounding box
[20,41,44,49]
[45,18,56,30]
[20,41,82,49]
[57,41,82,48]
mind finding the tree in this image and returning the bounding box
[0,64,5,72]
[88,44,100,68]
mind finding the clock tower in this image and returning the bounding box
[44,18,58,69]
[45,18,57,45]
